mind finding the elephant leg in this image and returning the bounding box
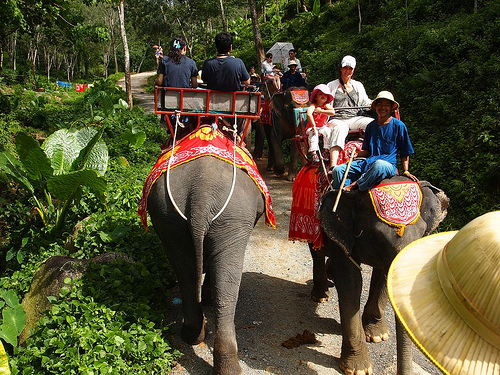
[264,123,275,171]
[362,268,390,343]
[287,140,300,181]
[396,318,413,375]
[159,235,206,345]
[270,111,286,176]
[207,236,249,375]
[330,251,372,375]
[252,120,265,159]
[201,271,212,306]
[309,244,329,302]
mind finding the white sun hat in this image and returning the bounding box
[388,211,500,375]
[341,55,356,69]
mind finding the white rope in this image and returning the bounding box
[212,114,238,222]
[166,112,188,220]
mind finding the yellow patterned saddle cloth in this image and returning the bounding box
[369,181,422,236]
[290,90,309,107]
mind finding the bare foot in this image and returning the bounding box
[343,181,358,191]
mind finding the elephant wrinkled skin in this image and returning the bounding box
[147,156,265,375]
[315,176,449,375]
[269,87,309,181]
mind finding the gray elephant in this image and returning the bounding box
[144,134,272,375]
[269,86,309,180]
[312,176,449,374]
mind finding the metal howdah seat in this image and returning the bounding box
[155,87,261,145]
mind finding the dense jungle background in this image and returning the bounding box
[0,0,499,373]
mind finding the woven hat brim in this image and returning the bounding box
[388,231,500,375]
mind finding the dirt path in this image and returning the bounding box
[123,73,439,375]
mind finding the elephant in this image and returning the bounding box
[146,151,266,375]
[312,175,449,375]
[269,86,309,181]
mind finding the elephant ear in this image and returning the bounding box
[319,190,356,256]
[419,181,450,235]
[271,93,286,112]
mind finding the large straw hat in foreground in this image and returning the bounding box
[388,211,500,375]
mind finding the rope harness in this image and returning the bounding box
[166,111,238,222]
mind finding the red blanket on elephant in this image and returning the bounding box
[288,164,324,250]
[369,181,422,236]
[138,126,276,230]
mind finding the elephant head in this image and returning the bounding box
[268,86,309,180]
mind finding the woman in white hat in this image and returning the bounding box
[326,55,373,167]
[388,211,500,375]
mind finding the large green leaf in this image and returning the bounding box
[15,132,53,183]
[0,291,20,309]
[122,121,146,149]
[47,169,107,203]
[71,127,108,175]
[0,305,26,347]
[42,127,108,176]
[0,149,35,194]
[42,128,81,175]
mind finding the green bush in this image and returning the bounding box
[10,277,180,375]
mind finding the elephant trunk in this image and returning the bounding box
[396,319,413,375]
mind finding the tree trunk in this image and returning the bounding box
[249,0,265,70]
[219,0,228,32]
[118,0,133,109]
[300,0,308,12]
[405,0,409,27]
[108,8,119,73]
[357,0,362,33]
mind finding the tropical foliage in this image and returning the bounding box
[0,0,499,372]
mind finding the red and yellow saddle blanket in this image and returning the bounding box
[290,90,309,106]
[138,127,276,230]
[289,164,324,249]
[369,181,422,236]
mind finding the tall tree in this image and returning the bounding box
[249,0,264,70]
[117,0,132,108]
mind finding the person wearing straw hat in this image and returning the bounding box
[331,90,418,191]
[280,60,307,91]
[388,211,500,375]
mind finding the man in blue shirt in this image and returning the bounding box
[281,60,307,91]
[201,32,250,92]
[332,91,418,191]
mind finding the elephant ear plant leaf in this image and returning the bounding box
[0,288,26,350]
[0,127,108,236]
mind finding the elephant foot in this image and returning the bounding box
[363,318,390,343]
[181,315,206,345]
[339,360,373,375]
[311,287,329,303]
[213,352,242,375]
[286,174,296,182]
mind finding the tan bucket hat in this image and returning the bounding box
[371,90,399,111]
[388,211,500,375]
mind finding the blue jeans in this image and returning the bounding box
[332,159,396,191]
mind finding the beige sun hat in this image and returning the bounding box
[388,211,500,375]
[371,90,399,110]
